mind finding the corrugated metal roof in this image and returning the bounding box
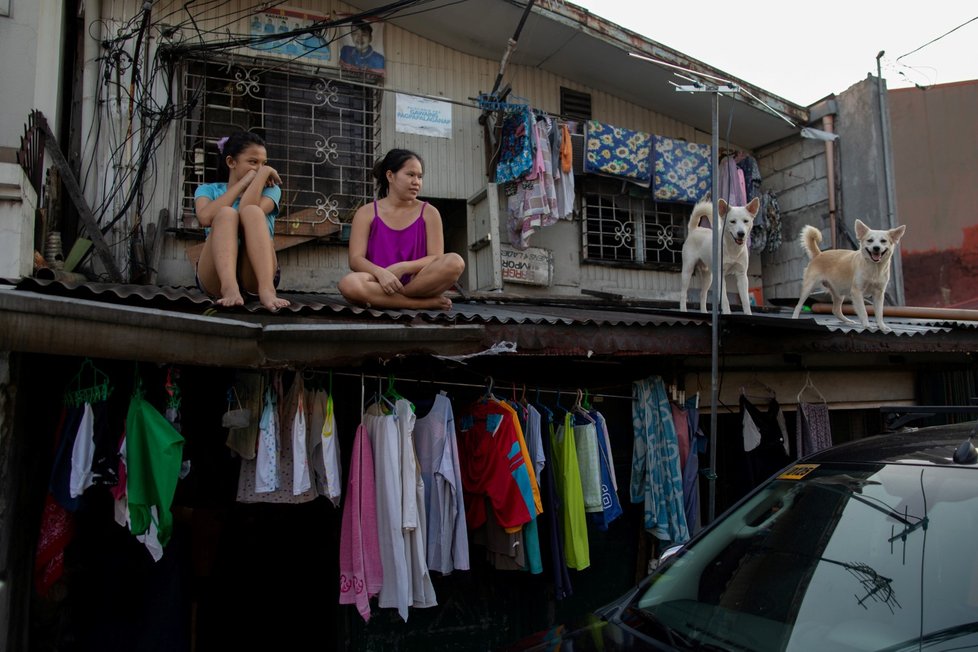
[11,278,705,328]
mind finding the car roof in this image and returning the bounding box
[803,420,978,467]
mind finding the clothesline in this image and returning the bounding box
[323,370,637,402]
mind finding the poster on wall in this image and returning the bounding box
[337,18,386,78]
[247,7,336,65]
[395,94,452,138]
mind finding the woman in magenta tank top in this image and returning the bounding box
[338,149,465,311]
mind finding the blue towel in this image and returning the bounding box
[652,135,712,204]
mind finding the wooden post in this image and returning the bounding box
[34,110,123,282]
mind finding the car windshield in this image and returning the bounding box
[631,462,978,651]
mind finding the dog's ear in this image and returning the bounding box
[718,198,729,217]
[888,224,907,243]
[854,219,869,240]
[746,196,761,217]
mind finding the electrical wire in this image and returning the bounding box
[896,15,977,62]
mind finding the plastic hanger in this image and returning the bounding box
[64,358,112,406]
[573,389,595,423]
[796,372,827,405]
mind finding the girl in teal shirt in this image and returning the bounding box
[194,131,289,311]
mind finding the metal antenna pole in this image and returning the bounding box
[708,89,720,524]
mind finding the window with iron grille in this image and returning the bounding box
[582,179,686,270]
[181,57,379,229]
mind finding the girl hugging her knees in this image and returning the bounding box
[193,130,290,312]
[338,148,465,311]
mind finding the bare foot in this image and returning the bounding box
[418,295,453,311]
[216,288,245,307]
[259,289,290,312]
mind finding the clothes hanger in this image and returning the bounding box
[740,377,776,400]
[573,389,595,423]
[64,357,112,406]
[796,372,827,405]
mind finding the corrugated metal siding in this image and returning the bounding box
[381,26,492,199]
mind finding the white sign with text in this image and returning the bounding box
[500,245,553,286]
[395,94,452,139]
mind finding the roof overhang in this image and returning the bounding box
[346,0,810,149]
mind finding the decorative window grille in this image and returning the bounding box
[582,179,686,270]
[181,57,379,229]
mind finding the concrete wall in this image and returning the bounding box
[756,134,829,302]
[0,0,64,151]
[760,76,894,305]
[0,164,38,279]
[889,81,978,307]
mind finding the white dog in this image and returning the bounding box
[680,197,759,314]
[791,220,907,333]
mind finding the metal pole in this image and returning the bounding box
[708,89,720,524]
[875,52,905,305]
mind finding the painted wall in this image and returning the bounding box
[889,81,978,308]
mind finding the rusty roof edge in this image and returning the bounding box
[537,0,810,124]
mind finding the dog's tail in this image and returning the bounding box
[688,200,712,232]
[799,225,823,260]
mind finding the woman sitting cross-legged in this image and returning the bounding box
[338,148,465,310]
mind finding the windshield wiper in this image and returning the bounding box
[875,620,978,651]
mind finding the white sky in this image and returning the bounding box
[571,1,977,106]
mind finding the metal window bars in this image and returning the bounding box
[181,56,379,233]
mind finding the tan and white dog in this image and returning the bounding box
[680,197,760,314]
[791,220,907,332]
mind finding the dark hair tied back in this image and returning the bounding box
[215,130,266,181]
[218,131,265,159]
[372,148,423,198]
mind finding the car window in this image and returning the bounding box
[632,463,978,651]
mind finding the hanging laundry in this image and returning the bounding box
[495,105,535,184]
[238,373,318,504]
[584,120,653,187]
[124,387,185,547]
[306,387,343,506]
[254,382,279,494]
[739,394,792,489]
[588,409,622,531]
[572,412,603,514]
[413,391,469,575]
[364,398,436,622]
[506,118,559,249]
[719,154,747,206]
[535,404,573,598]
[737,154,763,202]
[551,411,590,570]
[681,397,706,536]
[631,376,689,544]
[339,423,383,622]
[292,383,311,496]
[652,135,712,203]
[550,119,576,220]
[457,398,540,532]
[504,399,542,575]
[68,403,95,498]
[796,402,833,458]
[225,372,262,460]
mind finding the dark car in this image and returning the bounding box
[501,421,978,651]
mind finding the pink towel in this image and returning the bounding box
[339,423,383,621]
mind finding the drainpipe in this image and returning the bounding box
[823,114,837,249]
[875,51,905,305]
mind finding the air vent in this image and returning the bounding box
[560,87,592,121]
